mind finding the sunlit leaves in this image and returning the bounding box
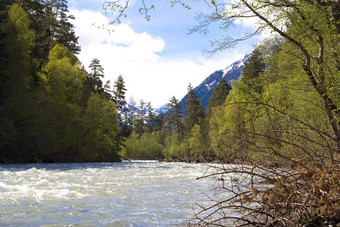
[81,94,120,161]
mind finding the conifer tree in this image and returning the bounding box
[47,0,80,53]
[241,48,265,93]
[146,102,155,135]
[126,97,136,132]
[5,0,80,69]
[87,58,104,92]
[113,74,127,111]
[112,75,129,138]
[185,84,205,130]
[155,112,165,132]
[134,99,146,137]
[0,4,37,162]
[14,0,51,72]
[202,79,231,153]
[207,79,231,111]
[166,96,185,142]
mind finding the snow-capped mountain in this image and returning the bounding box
[179,54,250,109]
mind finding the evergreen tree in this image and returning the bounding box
[201,79,231,158]
[87,58,104,93]
[155,112,165,132]
[113,75,130,138]
[185,84,205,130]
[207,79,231,111]
[47,0,80,53]
[103,80,112,96]
[0,4,37,162]
[13,0,51,74]
[113,74,127,111]
[154,112,167,147]
[0,2,124,163]
[241,48,265,93]
[146,102,155,135]
[3,0,80,70]
[166,96,185,142]
[134,99,146,137]
[125,97,136,134]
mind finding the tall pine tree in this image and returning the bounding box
[241,48,265,93]
[113,74,127,111]
[134,99,146,138]
[87,58,104,92]
[185,84,205,130]
[113,74,130,138]
[166,96,185,142]
[47,0,80,53]
[146,102,155,135]
[207,79,231,111]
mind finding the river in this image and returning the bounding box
[0,161,218,226]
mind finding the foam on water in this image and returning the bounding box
[0,161,218,226]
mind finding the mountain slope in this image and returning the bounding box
[179,54,250,109]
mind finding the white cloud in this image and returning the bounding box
[71,9,247,108]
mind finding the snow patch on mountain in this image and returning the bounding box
[156,53,250,114]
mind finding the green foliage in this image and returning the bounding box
[240,48,265,93]
[162,134,182,161]
[113,74,127,110]
[188,124,202,158]
[122,132,164,160]
[0,17,121,163]
[0,4,38,162]
[134,99,147,137]
[46,0,80,53]
[80,94,120,161]
[39,44,85,105]
[206,79,230,111]
[35,44,121,162]
[166,96,185,142]
[102,0,340,224]
[35,44,86,160]
[185,84,205,131]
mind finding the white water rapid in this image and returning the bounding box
[0,161,218,226]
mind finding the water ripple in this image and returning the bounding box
[0,161,216,226]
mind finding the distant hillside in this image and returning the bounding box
[179,54,250,110]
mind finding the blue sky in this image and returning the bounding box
[67,0,262,107]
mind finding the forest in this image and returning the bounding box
[2,0,338,165]
[0,0,123,163]
[1,0,340,225]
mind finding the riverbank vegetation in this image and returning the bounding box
[1,0,340,225]
[0,1,123,163]
[185,0,339,225]
[110,0,339,225]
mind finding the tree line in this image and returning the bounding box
[0,0,231,163]
[0,0,128,163]
[113,0,340,222]
[2,0,340,224]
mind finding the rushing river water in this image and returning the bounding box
[0,161,218,226]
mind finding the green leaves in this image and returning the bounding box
[81,94,120,161]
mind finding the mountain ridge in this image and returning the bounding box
[155,54,250,114]
[180,54,250,109]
